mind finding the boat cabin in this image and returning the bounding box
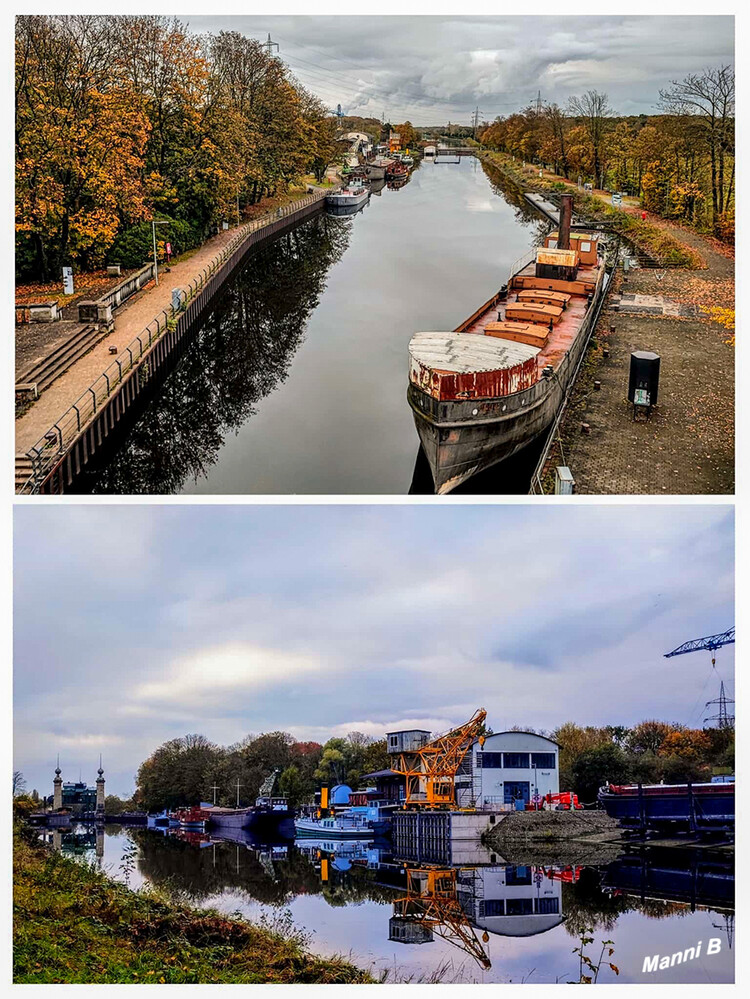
[545,230,600,266]
[535,247,579,282]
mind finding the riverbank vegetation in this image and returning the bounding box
[480,153,703,268]
[16,15,340,281]
[13,824,371,984]
[478,70,734,241]
[136,730,389,813]
[552,720,734,805]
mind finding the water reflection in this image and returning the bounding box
[84,215,353,494]
[80,159,549,495]
[47,823,732,983]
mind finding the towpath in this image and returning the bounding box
[15,190,320,458]
[538,219,734,494]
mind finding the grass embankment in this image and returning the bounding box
[486,811,624,867]
[479,151,704,269]
[13,829,372,984]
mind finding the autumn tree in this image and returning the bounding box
[660,65,734,231]
[568,90,613,189]
[394,121,418,149]
[16,15,150,278]
[16,15,342,281]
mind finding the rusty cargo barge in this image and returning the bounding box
[407,195,609,494]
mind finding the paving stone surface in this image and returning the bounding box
[541,228,734,495]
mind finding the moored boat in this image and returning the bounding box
[597,781,735,834]
[326,178,370,212]
[174,805,211,831]
[407,195,609,493]
[205,771,295,836]
[365,156,394,180]
[294,812,377,839]
[386,160,409,181]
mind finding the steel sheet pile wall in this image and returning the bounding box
[393,811,452,865]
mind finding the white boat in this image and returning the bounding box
[326,179,370,210]
[294,812,375,839]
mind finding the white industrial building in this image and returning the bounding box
[456,731,560,810]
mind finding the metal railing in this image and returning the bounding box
[19,190,330,494]
[508,247,537,283]
[529,263,615,495]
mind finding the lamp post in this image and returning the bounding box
[151,220,169,286]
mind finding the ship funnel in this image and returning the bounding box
[558,194,573,250]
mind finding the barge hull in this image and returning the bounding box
[410,256,606,493]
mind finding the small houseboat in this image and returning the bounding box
[365,156,394,180]
[174,805,211,831]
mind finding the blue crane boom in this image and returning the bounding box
[664,627,735,658]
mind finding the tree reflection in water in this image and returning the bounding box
[86,213,352,494]
[129,829,733,941]
[130,830,395,910]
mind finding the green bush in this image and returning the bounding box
[572,745,631,803]
[107,217,203,269]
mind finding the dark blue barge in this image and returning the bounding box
[598,782,734,835]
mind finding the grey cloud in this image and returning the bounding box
[186,15,733,121]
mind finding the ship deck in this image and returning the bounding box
[460,261,600,376]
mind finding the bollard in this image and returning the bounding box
[594,380,601,390]
[581,423,591,434]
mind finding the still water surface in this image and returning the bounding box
[83,159,548,494]
[49,825,734,985]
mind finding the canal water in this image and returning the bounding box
[81,159,550,494]
[48,825,733,985]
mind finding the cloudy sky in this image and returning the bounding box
[14,504,733,797]
[184,14,733,123]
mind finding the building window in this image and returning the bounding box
[535,897,560,915]
[389,735,398,747]
[483,899,505,917]
[503,753,530,769]
[531,753,556,769]
[481,752,503,768]
[505,865,532,886]
[506,898,534,916]
[580,241,592,252]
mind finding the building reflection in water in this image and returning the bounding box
[40,823,105,861]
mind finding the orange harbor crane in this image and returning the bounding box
[390,708,487,809]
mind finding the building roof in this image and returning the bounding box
[360,769,402,780]
[483,730,561,747]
